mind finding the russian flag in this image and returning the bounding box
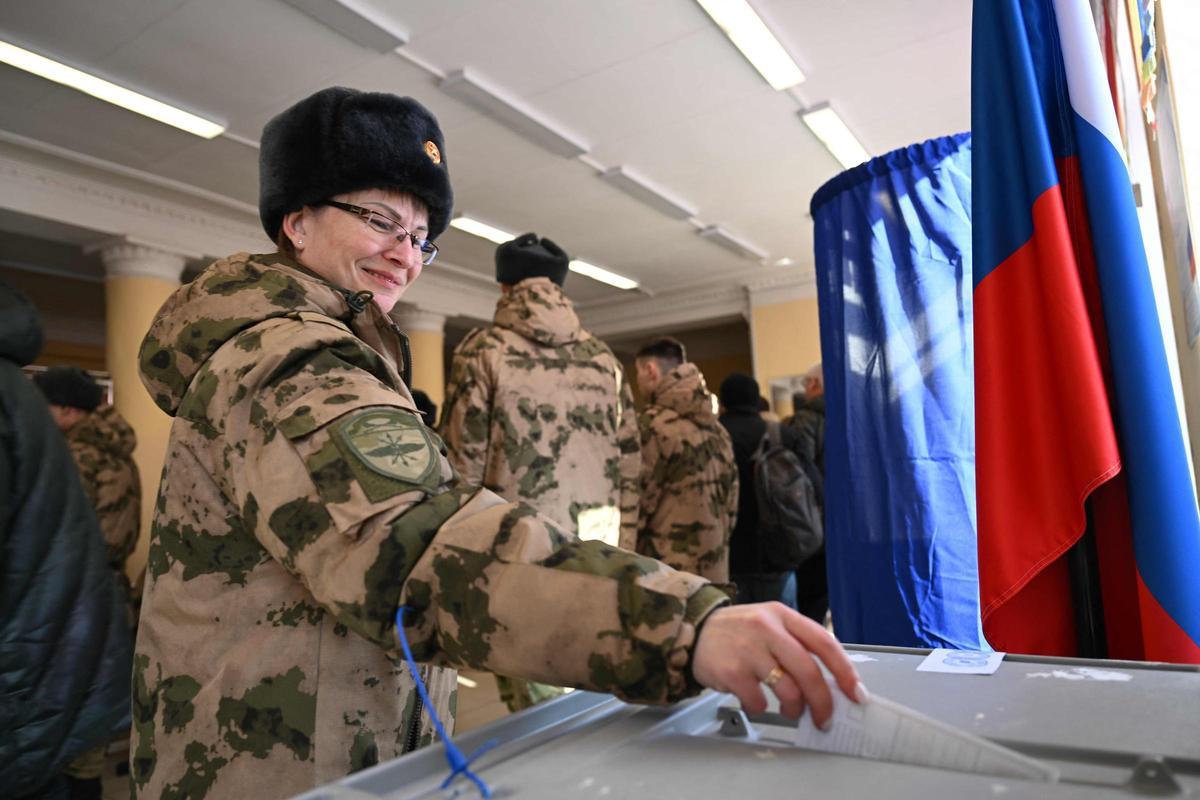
[972,0,1200,662]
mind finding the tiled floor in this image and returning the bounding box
[98,669,513,798]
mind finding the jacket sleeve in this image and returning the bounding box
[228,317,729,706]
[439,333,492,486]
[616,376,641,551]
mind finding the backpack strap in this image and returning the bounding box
[766,421,783,449]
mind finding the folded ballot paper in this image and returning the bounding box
[791,681,1060,782]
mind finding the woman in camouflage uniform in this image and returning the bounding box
[131,87,866,800]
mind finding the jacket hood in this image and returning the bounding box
[139,252,375,415]
[69,404,137,457]
[0,281,44,366]
[649,363,714,420]
[493,277,582,347]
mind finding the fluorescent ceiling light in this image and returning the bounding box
[698,225,767,260]
[800,105,869,169]
[450,216,637,289]
[600,166,697,220]
[449,216,515,245]
[281,0,407,52]
[440,68,588,158]
[695,0,805,90]
[774,257,794,267]
[569,260,639,291]
[456,675,478,689]
[0,40,225,139]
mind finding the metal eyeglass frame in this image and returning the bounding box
[320,200,439,265]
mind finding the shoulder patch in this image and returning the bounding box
[334,408,440,488]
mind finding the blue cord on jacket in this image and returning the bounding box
[394,606,497,797]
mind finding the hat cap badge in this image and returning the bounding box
[424,140,441,165]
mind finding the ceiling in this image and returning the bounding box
[0,0,971,306]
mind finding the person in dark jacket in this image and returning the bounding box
[784,364,828,624]
[410,388,438,428]
[718,372,809,609]
[0,282,133,800]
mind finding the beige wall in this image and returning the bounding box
[408,328,446,408]
[105,275,177,587]
[694,352,754,400]
[751,297,822,417]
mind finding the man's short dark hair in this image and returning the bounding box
[635,337,686,369]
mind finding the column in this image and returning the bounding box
[392,305,448,408]
[98,241,186,589]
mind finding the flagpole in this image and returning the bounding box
[1067,504,1108,658]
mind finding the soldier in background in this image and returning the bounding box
[783,363,828,624]
[634,337,738,590]
[33,366,141,798]
[441,233,641,711]
[34,366,142,612]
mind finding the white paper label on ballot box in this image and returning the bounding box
[916,648,1005,675]
[792,679,1059,781]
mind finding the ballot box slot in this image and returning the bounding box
[718,706,1198,795]
[847,644,1200,674]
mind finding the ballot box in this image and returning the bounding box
[294,645,1200,799]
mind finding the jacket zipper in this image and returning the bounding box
[398,329,413,389]
[402,664,425,754]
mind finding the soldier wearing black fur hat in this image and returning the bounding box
[440,233,641,712]
[131,87,865,800]
[34,367,141,606]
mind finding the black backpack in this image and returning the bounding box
[751,422,824,570]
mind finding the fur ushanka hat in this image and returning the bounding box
[259,87,453,242]
[495,233,570,286]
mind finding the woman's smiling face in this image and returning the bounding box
[282,188,429,314]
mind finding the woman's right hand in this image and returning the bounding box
[690,602,868,729]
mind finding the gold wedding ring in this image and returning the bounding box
[763,665,785,688]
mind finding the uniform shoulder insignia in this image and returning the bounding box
[334,408,440,488]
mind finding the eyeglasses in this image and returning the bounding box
[320,200,439,265]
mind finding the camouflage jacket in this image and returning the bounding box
[65,404,141,589]
[638,364,738,584]
[440,278,640,549]
[134,254,727,799]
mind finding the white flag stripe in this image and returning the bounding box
[1050,0,1126,160]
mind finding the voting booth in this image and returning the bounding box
[293,645,1200,798]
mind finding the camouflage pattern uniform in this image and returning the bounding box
[440,278,640,545]
[638,363,738,587]
[61,404,141,782]
[133,253,726,799]
[63,403,141,607]
[440,276,641,712]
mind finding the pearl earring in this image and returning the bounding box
[296,239,303,246]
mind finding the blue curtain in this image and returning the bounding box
[811,133,986,649]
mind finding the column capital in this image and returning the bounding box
[89,237,191,283]
[391,304,448,333]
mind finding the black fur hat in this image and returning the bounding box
[495,233,570,286]
[259,87,453,243]
[33,366,102,411]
